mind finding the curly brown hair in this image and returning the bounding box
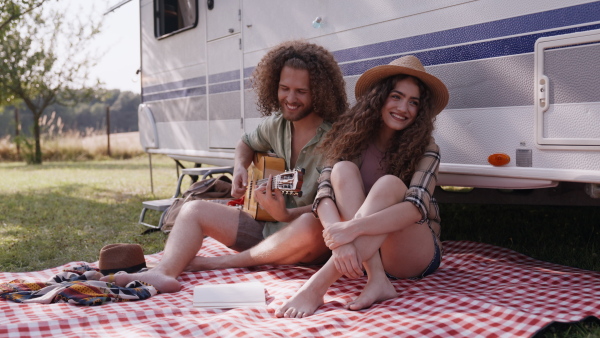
[251,40,348,123]
[318,75,436,183]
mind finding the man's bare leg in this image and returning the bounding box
[185,213,329,271]
[100,200,240,293]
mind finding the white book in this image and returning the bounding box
[193,282,266,309]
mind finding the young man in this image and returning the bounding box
[102,40,348,293]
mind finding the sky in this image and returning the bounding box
[47,0,141,93]
[92,0,141,93]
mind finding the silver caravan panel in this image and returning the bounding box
[139,0,600,192]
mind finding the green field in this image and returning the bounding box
[0,155,598,337]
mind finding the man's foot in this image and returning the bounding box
[275,286,325,318]
[346,275,397,311]
[100,271,181,293]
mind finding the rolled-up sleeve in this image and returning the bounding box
[242,114,285,153]
[311,166,335,218]
[404,139,440,224]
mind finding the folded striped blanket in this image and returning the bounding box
[0,266,157,305]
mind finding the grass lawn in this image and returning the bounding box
[0,155,598,337]
[0,155,175,271]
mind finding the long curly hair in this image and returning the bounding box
[251,40,348,123]
[318,74,436,183]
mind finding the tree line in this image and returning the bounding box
[0,89,141,137]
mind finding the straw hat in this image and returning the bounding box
[354,55,449,115]
[98,243,147,275]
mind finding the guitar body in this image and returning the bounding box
[243,153,286,222]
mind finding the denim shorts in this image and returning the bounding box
[386,228,442,280]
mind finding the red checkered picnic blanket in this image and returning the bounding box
[1,239,599,337]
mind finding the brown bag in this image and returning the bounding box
[161,175,232,232]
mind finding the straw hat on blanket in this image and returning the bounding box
[354,55,449,115]
[99,243,147,275]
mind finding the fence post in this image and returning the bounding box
[14,107,20,158]
[106,106,111,157]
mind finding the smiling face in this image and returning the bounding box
[277,66,313,122]
[380,77,421,134]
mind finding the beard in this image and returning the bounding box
[280,104,314,122]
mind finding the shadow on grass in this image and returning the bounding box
[0,183,167,272]
[0,160,175,172]
[440,203,600,271]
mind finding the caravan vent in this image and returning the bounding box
[516,149,532,167]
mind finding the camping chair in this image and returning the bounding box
[138,166,233,231]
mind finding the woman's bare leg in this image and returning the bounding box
[350,176,436,309]
[347,251,397,310]
[276,162,365,317]
[277,174,435,316]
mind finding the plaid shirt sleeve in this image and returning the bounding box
[404,139,440,224]
[311,166,334,218]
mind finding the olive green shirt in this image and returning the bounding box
[242,113,331,237]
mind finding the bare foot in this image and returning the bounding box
[275,287,325,318]
[100,271,181,293]
[347,276,397,311]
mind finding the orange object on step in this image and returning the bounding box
[488,153,510,166]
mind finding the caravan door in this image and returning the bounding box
[535,29,600,149]
[206,0,242,150]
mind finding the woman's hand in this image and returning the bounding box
[331,243,363,279]
[323,221,358,250]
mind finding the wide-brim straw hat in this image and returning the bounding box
[99,243,147,275]
[354,55,449,115]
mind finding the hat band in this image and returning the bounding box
[100,261,147,275]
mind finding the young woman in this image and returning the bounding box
[275,55,449,318]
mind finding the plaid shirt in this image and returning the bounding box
[313,138,441,225]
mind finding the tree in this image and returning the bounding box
[0,1,101,164]
[0,0,47,35]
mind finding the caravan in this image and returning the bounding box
[137,0,600,203]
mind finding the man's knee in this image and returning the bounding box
[180,199,210,213]
[178,200,239,229]
[288,213,323,239]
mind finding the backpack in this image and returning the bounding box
[161,175,232,232]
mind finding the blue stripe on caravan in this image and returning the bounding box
[333,1,600,63]
[143,86,206,103]
[208,81,240,94]
[340,24,600,76]
[143,76,205,95]
[208,69,240,84]
[144,2,600,99]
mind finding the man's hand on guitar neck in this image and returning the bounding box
[253,174,291,222]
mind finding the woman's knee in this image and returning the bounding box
[331,161,360,184]
[370,175,407,200]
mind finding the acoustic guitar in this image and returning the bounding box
[243,153,304,222]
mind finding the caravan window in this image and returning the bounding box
[154,0,198,38]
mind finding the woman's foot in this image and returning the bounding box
[347,275,397,311]
[275,286,326,318]
[100,271,181,293]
